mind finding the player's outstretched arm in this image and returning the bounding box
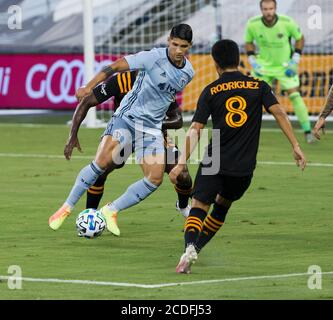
[269,104,306,171]
[75,58,130,101]
[313,84,333,140]
[169,121,204,184]
[64,93,99,160]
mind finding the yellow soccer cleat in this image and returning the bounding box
[100,204,120,236]
[49,204,71,230]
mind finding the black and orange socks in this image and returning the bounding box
[86,175,107,209]
[184,207,207,248]
[196,203,229,252]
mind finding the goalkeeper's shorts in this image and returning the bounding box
[251,69,300,91]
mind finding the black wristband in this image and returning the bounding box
[101,65,114,78]
[247,51,255,56]
[295,48,302,55]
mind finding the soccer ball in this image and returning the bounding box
[76,208,106,239]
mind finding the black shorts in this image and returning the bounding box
[192,164,253,204]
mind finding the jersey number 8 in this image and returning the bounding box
[225,96,248,128]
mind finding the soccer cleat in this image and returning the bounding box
[176,244,198,274]
[100,204,120,236]
[176,201,191,218]
[305,132,316,144]
[49,204,71,230]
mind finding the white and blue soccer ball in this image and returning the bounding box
[76,209,106,239]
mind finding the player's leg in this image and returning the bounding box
[196,174,253,253]
[195,195,232,253]
[174,168,192,217]
[176,164,219,273]
[176,172,253,273]
[164,140,192,217]
[100,154,164,235]
[86,153,127,209]
[49,137,116,230]
[86,165,113,210]
[86,172,108,210]
[279,73,314,143]
[49,117,129,230]
[288,88,314,143]
[100,131,165,235]
[85,79,131,209]
[176,197,209,274]
[104,153,165,212]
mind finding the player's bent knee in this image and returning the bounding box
[111,162,126,170]
[95,150,114,169]
[95,137,120,169]
[215,195,233,208]
[177,169,192,188]
[146,174,163,187]
[192,198,210,212]
[144,166,164,186]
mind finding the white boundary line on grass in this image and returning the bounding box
[1,152,333,168]
[0,122,332,133]
[0,153,92,160]
[0,271,333,289]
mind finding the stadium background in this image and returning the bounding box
[1,0,333,117]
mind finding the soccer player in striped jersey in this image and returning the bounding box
[64,70,192,218]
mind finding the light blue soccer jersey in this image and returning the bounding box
[114,47,194,130]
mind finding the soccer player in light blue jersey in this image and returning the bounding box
[49,24,195,235]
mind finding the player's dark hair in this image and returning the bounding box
[211,39,240,69]
[170,24,193,43]
[260,0,277,8]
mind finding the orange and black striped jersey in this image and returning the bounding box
[193,71,278,176]
[115,71,135,106]
[93,71,137,110]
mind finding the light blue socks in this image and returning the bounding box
[66,161,105,208]
[108,177,158,212]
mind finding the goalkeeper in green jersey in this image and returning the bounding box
[244,0,314,143]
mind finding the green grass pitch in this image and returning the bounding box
[0,123,332,299]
